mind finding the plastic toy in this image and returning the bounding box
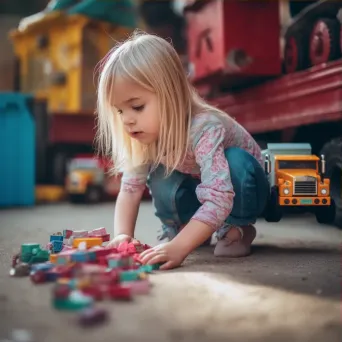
[72,237,103,249]
[65,155,151,204]
[262,143,335,223]
[78,307,109,327]
[108,285,132,301]
[126,280,151,295]
[53,288,94,311]
[10,227,162,327]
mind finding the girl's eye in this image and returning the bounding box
[117,110,123,115]
[132,105,145,112]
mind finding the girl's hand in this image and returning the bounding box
[106,234,132,248]
[139,241,188,270]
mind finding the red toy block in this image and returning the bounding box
[117,241,140,255]
[108,285,132,301]
[76,263,107,274]
[81,286,104,301]
[131,241,151,253]
[72,230,89,238]
[117,241,129,253]
[89,246,117,258]
[104,269,120,284]
[88,233,111,243]
[50,265,74,278]
[30,270,47,284]
[100,234,110,242]
[96,256,108,267]
[54,284,71,299]
[64,230,73,239]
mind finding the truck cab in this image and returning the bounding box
[262,143,335,224]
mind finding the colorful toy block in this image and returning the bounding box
[72,237,103,249]
[10,226,167,328]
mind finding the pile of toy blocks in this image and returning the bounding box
[10,227,160,327]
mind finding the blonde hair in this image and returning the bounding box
[96,30,226,176]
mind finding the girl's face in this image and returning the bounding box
[112,78,160,145]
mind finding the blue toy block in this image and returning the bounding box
[31,262,54,273]
[46,271,59,282]
[50,235,64,243]
[108,259,121,269]
[52,241,63,253]
[88,251,97,261]
[71,251,89,263]
[57,256,69,265]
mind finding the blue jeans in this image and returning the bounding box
[147,147,270,240]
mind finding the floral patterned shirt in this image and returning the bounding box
[121,112,262,231]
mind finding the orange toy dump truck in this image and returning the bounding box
[262,143,335,224]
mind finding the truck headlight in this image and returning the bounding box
[283,188,290,195]
[70,174,79,183]
[321,188,327,195]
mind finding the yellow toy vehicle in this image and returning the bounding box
[262,143,335,224]
[66,154,151,203]
[65,155,121,203]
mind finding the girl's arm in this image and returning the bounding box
[174,124,234,253]
[171,219,213,256]
[114,164,150,237]
[113,189,144,237]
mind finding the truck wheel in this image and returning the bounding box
[284,33,309,73]
[309,18,341,66]
[320,138,342,229]
[52,151,68,185]
[69,194,85,204]
[315,199,336,224]
[85,186,103,204]
[263,187,283,222]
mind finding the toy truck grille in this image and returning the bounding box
[293,177,317,195]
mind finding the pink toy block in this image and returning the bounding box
[89,227,107,236]
[125,280,151,295]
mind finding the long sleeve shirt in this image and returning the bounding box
[121,112,262,231]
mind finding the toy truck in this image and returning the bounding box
[65,155,121,203]
[177,0,342,229]
[262,143,335,224]
[65,155,150,203]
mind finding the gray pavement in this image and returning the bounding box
[0,202,341,342]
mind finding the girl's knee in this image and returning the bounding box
[225,147,269,217]
[148,165,201,225]
[148,165,185,203]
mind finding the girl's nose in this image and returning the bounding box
[122,114,136,126]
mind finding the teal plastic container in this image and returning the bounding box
[0,93,35,207]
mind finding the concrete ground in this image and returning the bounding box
[0,202,341,342]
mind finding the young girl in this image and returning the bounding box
[96,31,270,270]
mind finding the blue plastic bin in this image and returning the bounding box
[0,93,35,207]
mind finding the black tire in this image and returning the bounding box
[85,185,103,204]
[52,151,68,185]
[320,138,342,229]
[315,199,336,224]
[283,31,310,73]
[263,186,283,222]
[69,194,85,204]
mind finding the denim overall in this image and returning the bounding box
[147,147,270,241]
